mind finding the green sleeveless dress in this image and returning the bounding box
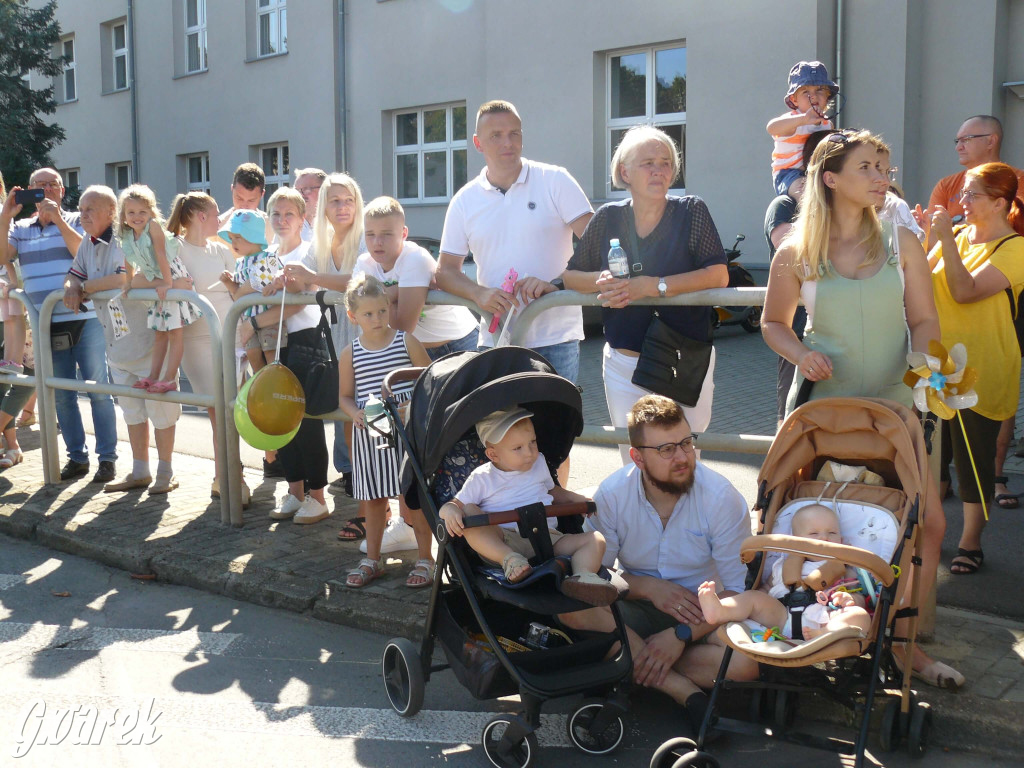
[785,221,913,416]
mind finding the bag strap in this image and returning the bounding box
[988,234,1024,318]
[315,290,339,363]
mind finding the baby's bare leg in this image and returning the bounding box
[553,530,605,575]
[698,581,790,629]
[463,527,517,568]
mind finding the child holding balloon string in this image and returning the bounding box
[338,273,433,588]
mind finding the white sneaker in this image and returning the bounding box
[293,496,330,524]
[270,493,305,520]
[360,517,417,554]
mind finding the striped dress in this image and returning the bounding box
[351,330,415,500]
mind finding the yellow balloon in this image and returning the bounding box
[246,363,306,435]
[235,375,301,450]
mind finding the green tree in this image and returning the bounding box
[0,0,66,191]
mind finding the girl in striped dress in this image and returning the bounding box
[339,274,431,588]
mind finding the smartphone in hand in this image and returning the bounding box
[14,189,45,206]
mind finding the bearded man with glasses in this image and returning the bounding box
[557,394,756,737]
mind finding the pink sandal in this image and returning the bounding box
[147,380,178,394]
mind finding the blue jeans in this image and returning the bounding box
[480,339,580,383]
[51,319,117,464]
[333,422,352,474]
[426,329,478,362]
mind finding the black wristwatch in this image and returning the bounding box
[549,277,565,291]
[250,317,260,332]
[674,623,693,643]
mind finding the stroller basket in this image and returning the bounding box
[436,588,618,700]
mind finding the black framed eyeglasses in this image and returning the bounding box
[953,133,992,146]
[634,434,697,459]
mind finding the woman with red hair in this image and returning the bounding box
[929,162,1024,575]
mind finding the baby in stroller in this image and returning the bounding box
[696,504,871,640]
[439,406,619,607]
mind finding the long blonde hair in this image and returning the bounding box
[311,173,364,277]
[784,130,888,280]
[116,184,163,239]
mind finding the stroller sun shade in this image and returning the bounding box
[399,347,584,508]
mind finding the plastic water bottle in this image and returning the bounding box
[607,238,629,278]
[363,394,391,436]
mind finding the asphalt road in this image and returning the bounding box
[0,537,1014,768]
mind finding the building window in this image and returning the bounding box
[60,35,76,102]
[112,21,128,91]
[107,162,132,194]
[185,0,207,74]
[393,103,467,203]
[257,0,287,57]
[259,143,289,200]
[186,153,211,194]
[606,44,686,195]
[61,168,81,206]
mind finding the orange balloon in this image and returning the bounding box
[246,363,306,435]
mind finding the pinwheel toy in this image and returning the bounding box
[904,340,986,517]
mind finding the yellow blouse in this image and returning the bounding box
[931,233,1024,421]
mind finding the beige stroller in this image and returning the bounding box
[652,397,937,768]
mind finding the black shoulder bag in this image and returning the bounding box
[302,291,340,416]
[627,200,713,407]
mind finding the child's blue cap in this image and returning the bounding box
[218,209,268,247]
[785,61,839,109]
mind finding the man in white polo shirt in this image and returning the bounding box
[436,100,593,383]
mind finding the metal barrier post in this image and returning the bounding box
[0,290,54,482]
[36,289,227,518]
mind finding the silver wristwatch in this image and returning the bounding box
[657,277,667,298]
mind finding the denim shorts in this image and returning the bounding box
[476,339,580,382]
[426,328,478,362]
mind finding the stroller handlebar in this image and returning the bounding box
[383,367,426,398]
[462,501,597,529]
[740,534,896,587]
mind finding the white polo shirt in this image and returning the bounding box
[585,462,751,594]
[440,158,592,348]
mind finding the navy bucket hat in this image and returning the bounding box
[785,60,839,109]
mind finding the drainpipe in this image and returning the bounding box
[334,0,347,172]
[834,0,844,129]
[127,0,140,178]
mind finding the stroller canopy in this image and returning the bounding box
[400,347,583,502]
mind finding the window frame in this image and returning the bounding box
[60,34,76,103]
[185,152,211,195]
[258,142,290,204]
[256,0,287,58]
[184,0,208,74]
[112,162,132,194]
[112,21,129,91]
[392,102,468,204]
[61,168,81,203]
[605,43,687,199]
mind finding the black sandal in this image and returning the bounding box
[337,516,367,541]
[950,547,984,575]
[994,476,1020,509]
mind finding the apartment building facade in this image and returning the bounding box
[36,0,1024,266]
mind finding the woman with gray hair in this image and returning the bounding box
[563,125,728,462]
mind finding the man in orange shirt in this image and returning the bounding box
[918,115,1024,249]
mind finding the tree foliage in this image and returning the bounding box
[0,0,66,191]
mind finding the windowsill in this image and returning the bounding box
[101,87,130,96]
[396,199,451,207]
[172,68,209,80]
[57,98,79,106]
[245,51,288,64]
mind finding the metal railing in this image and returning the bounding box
[35,288,229,521]
[20,284,775,525]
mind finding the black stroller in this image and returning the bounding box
[377,347,633,768]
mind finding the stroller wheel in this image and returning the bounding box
[482,714,537,768]
[879,698,902,752]
[650,737,696,768]
[566,698,625,755]
[381,638,425,717]
[773,689,798,731]
[906,701,932,758]
[670,752,720,768]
